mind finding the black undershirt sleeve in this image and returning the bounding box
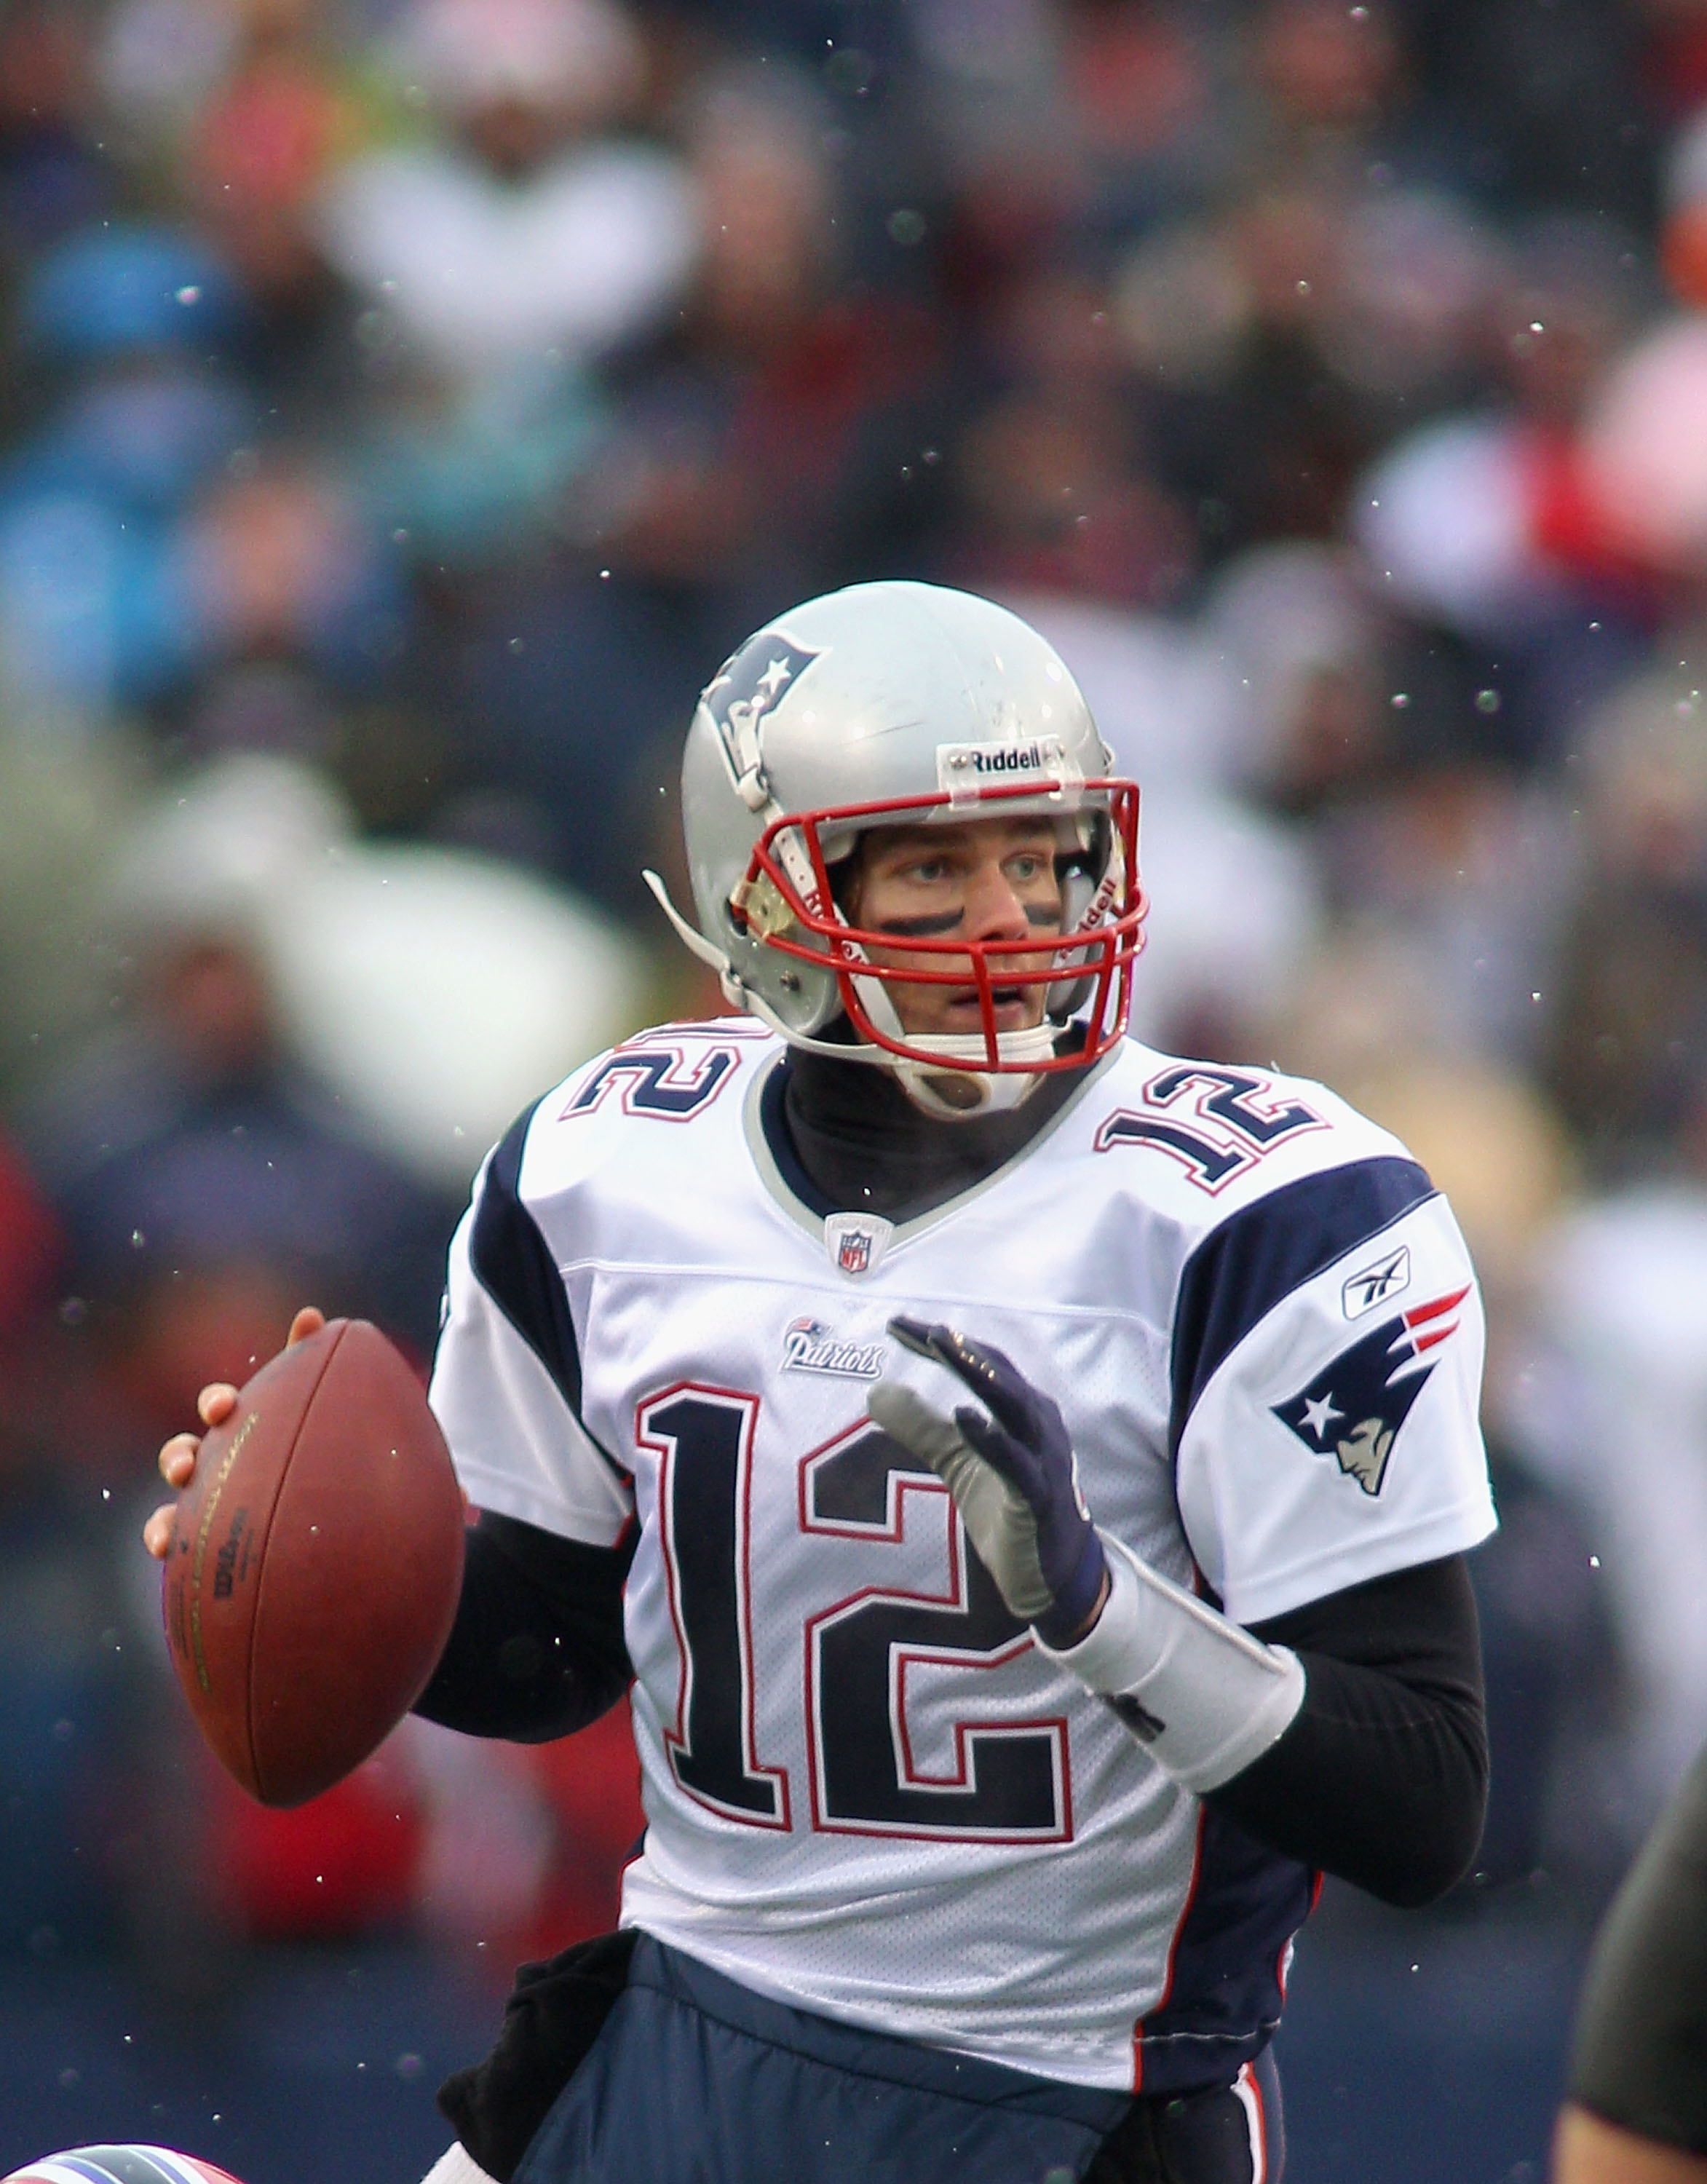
[413,1510,636,1744]
[1566,1739,1707,2155]
[1206,1554,1489,1908]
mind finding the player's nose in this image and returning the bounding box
[962,857,1034,943]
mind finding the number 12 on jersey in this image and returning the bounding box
[1095,1066,1324,1194]
[639,1388,1072,1845]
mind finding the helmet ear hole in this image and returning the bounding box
[826,842,863,920]
[1054,847,1096,908]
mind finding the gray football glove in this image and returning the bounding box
[866,1316,1108,1648]
[868,1316,1307,1792]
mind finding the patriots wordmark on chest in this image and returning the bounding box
[781,1318,885,1380]
[1272,1285,1470,1495]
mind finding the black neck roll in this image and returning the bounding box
[775,1042,1089,1224]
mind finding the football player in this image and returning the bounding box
[147,582,1494,2184]
[1553,1738,1707,2184]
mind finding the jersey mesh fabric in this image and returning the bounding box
[427,1021,1495,2092]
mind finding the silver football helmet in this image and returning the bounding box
[644,580,1146,1117]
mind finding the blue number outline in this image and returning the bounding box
[1096,1067,1323,1193]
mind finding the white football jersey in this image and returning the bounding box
[429,1018,1494,2093]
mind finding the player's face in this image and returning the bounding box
[840,816,1064,1037]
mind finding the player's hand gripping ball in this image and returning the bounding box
[868,1318,1109,1649]
[4,2150,247,2184]
[159,1317,465,1807]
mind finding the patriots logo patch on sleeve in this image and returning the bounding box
[1272,1285,1470,1495]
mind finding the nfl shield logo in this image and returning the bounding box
[823,1211,893,1278]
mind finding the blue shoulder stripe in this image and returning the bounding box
[470,1097,585,1419]
[1168,1155,1436,1460]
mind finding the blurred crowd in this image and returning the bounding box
[4,0,1707,2005]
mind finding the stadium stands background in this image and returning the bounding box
[2,1,1705,2175]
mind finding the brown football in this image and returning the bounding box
[161,1318,465,1808]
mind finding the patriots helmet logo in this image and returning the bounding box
[1273,1285,1470,1495]
[698,632,821,796]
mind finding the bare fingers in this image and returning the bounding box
[152,1386,237,1533]
[197,1382,239,1429]
[147,1311,325,1564]
[188,1307,320,1432]
[148,1427,204,1561]
[158,1430,201,1489]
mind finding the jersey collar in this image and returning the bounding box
[742,1041,1125,1259]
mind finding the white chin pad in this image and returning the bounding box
[895,1061,1041,1119]
[844,975,1039,1120]
[892,1026,1057,1120]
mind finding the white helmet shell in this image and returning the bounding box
[646,580,1145,1113]
[687,580,1116,996]
[4,2151,247,2184]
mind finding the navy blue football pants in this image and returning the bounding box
[500,1934,1283,2184]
